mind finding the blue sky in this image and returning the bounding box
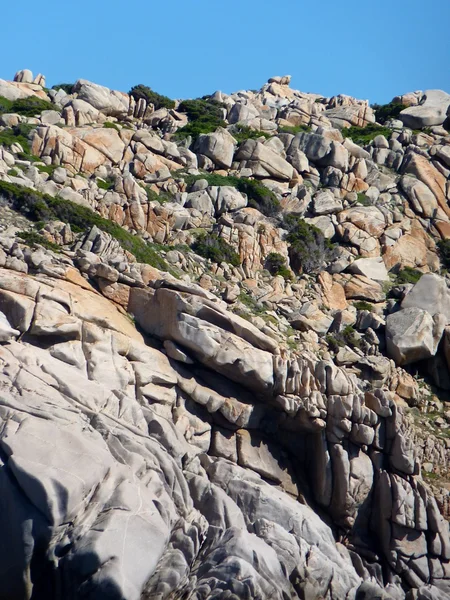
[1,0,449,104]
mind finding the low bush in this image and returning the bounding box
[103,121,120,131]
[231,125,272,143]
[52,83,74,94]
[265,252,292,280]
[278,124,311,135]
[17,230,61,252]
[326,325,360,352]
[96,177,115,191]
[0,123,36,153]
[356,193,373,206]
[0,181,170,271]
[36,163,57,176]
[353,300,373,311]
[175,98,226,141]
[396,267,423,285]
[341,123,392,146]
[183,173,280,217]
[438,239,450,270]
[129,84,175,110]
[144,186,172,204]
[371,102,407,125]
[0,95,55,117]
[192,231,240,266]
[283,214,334,274]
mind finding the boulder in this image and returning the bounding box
[401,273,450,322]
[72,79,130,117]
[312,190,343,215]
[348,257,389,281]
[399,90,450,128]
[235,139,294,180]
[196,127,236,168]
[400,175,439,218]
[386,307,445,365]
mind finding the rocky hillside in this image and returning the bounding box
[1,68,450,599]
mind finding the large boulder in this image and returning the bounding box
[196,127,236,168]
[348,257,389,281]
[235,139,294,180]
[386,307,445,365]
[72,79,130,117]
[400,175,439,218]
[401,273,450,322]
[399,90,450,128]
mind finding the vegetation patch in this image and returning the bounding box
[341,123,392,146]
[175,98,226,141]
[17,230,61,252]
[52,83,74,94]
[231,124,272,143]
[283,214,335,274]
[183,172,280,217]
[437,239,450,270]
[326,325,360,352]
[278,124,311,135]
[238,291,264,314]
[0,95,55,117]
[103,121,120,131]
[0,180,170,271]
[353,300,373,311]
[192,231,240,266]
[371,102,407,125]
[356,193,373,206]
[129,84,175,110]
[265,252,292,280]
[396,267,423,285]
[36,163,58,176]
[96,177,115,191]
[144,186,173,205]
[0,123,36,154]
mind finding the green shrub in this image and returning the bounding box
[353,300,373,311]
[238,290,264,314]
[341,123,392,146]
[283,214,334,274]
[231,125,272,143]
[7,168,18,177]
[103,121,120,131]
[438,239,450,270]
[278,124,311,135]
[192,232,240,266]
[342,325,361,348]
[175,98,226,141]
[183,173,280,217]
[17,230,60,252]
[96,177,115,191]
[36,163,58,176]
[356,193,372,206]
[0,123,36,153]
[396,267,423,285]
[129,84,175,110]
[52,83,74,94]
[371,102,407,125]
[144,186,172,204]
[0,95,55,117]
[326,325,360,351]
[0,180,170,271]
[265,252,292,280]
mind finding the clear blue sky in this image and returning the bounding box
[1,0,449,104]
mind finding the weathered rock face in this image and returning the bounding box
[1,67,450,600]
[386,307,445,365]
[399,90,450,128]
